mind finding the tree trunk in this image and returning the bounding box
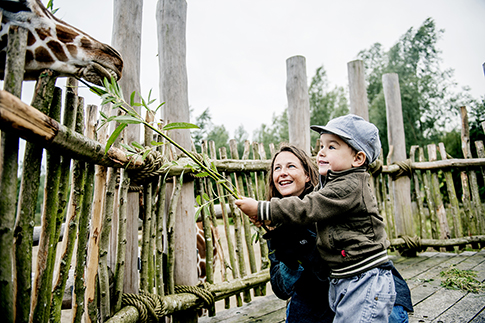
[112,0,144,294]
[157,3,198,322]
[0,25,27,321]
[347,59,369,120]
[382,73,414,239]
[286,55,310,154]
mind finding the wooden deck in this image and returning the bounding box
[200,250,485,323]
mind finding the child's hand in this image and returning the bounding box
[235,197,258,222]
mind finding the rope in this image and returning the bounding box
[120,283,215,322]
[390,159,413,180]
[399,235,422,252]
[368,159,383,177]
[174,283,215,309]
[128,149,169,183]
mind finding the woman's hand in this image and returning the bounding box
[235,197,259,223]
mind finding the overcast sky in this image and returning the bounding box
[19,0,485,141]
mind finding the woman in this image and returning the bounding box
[263,145,413,323]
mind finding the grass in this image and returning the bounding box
[440,266,485,293]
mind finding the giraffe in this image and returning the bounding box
[196,220,221,284]
[0,0,123,85]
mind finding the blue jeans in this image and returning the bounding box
[328,267,396,323]
[286,292,334,323]
[389,305,408,323]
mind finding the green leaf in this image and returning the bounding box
[130,91,136,107]
[90,85,107,97]
[111,115,142,124]
[105,123,127,154]
[132,141,144,150]
[163,122,200,131]
[155,102,165,113]
[196,195,202,206]
[120,143,137,153]
[202,193,210,201]
[194,172,209,178]
[150,141,166,146]
[194,207,202,222]
[140,149,152,163]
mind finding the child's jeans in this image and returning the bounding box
[328,267,396,323]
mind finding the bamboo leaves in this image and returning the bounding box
[89,77,240,199]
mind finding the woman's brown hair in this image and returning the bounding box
[265,144,319,200]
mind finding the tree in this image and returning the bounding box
[191,108,234,157]
[308,65,349,146]
[358,17,478,157]
[234,124,249,158]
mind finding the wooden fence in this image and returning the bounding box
[1,74,484,322]
[1,25,485,323]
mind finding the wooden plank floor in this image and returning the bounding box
[200,250,485,323]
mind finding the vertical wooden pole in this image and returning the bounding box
[438,143,461,239]
[112,0,144,295]
[286,55,310,154]
[409,146,426,239]
[460,106,484,234]
[347,59,369,120]
[157,1,197,321]
[427,144,450,241]
[0,25,27,321]
[382,73,414,239]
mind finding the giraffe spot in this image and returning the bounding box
[47,40,68,62]
[34,46,54,63]
[56,24,76,44]
[35,27,50,41]
[80,36,94,50]
[67,44,77,57]
[27,30,36,46]
[25,50,34,64]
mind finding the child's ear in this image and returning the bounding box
[352,151,366,167]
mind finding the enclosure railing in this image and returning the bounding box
[1,27,484,323]
[2,77,484,322]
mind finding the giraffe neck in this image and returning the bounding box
[0,0,123,85]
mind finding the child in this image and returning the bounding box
[235,114,396,323]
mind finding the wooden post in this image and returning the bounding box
[0,25,27,321]
[460,106,484,234]
[112,0,144,295]
[382,73,414,239]
[157,1,197,321]
[347,59,369,120]
[286,55,310,154]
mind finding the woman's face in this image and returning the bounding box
[272,151,310,197]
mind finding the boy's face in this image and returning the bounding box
[317,133,364,176]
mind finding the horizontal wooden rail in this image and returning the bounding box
[106,269,270,323]
[390,235,485,248]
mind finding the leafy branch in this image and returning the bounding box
[90,77,240,199]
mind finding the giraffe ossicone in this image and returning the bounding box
[0,0,123,86]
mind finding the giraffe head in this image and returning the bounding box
[0,0,123,85]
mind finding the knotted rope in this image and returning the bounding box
[122,292,165,323]
[121,283,215,322]
[390,159,413,180]
[174,283,215,309]
[127,149,169,184]
[399,235,423,253]
[368,159,383,177]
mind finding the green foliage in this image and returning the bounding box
[252,110,289,157]
[89,77,240,199]
[46,0,59,14]
[358,17,481,157]
[440,266,485,293]
[308,65,349,145]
